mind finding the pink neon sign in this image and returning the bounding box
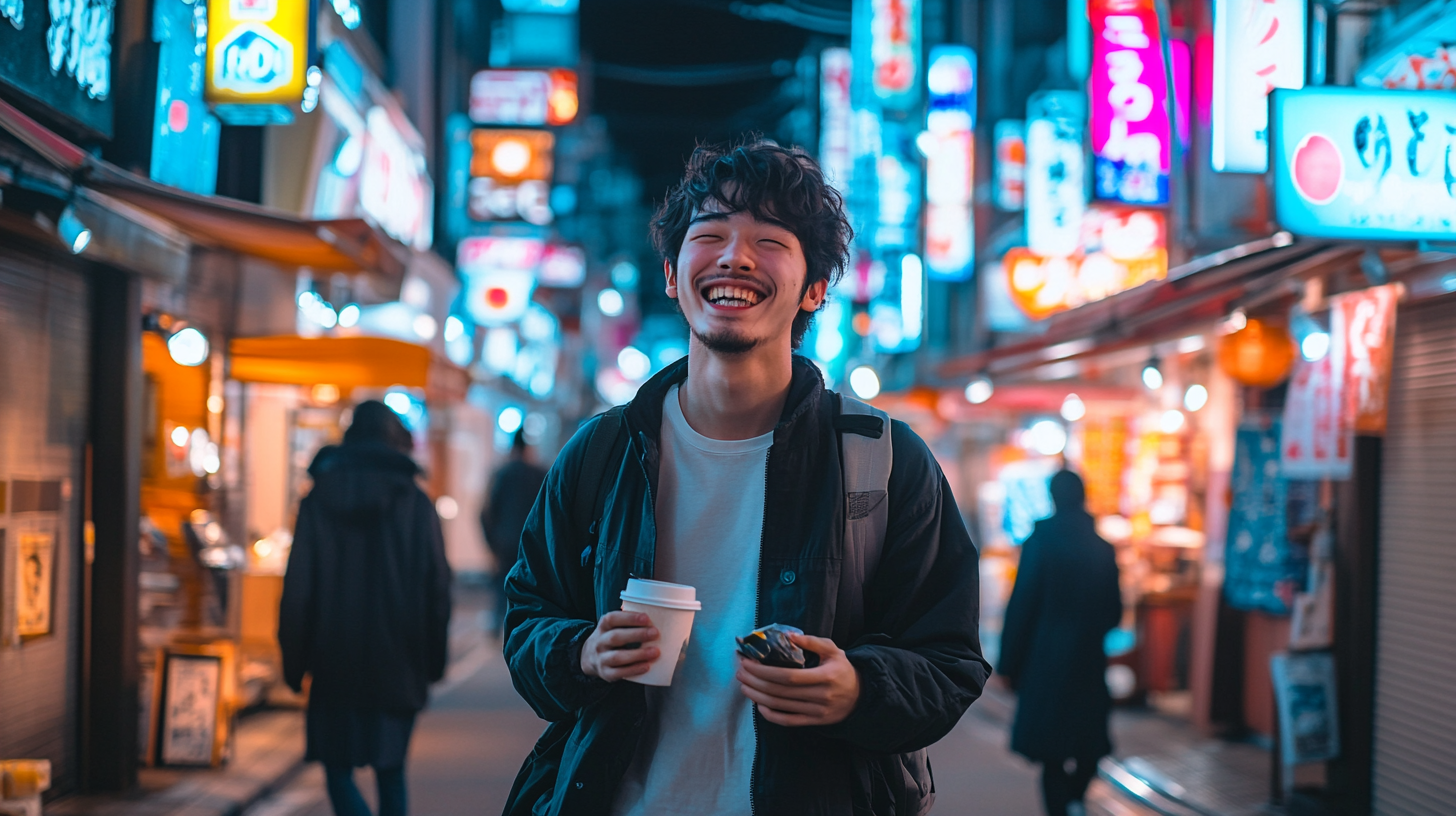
[1089,0,1171,205]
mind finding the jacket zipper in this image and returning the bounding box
[749,443,771,816]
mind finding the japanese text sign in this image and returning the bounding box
[867,0,919,109]
[1090,0,1170,205]
[458,237,543,326]
[1004,207,1167,319]
[205,0,309,106]
[994,120,1026,211]
[820,48,853,195]
[1272,88,1456,240]
[1281,308,1351,480]
[1026,91,1087,257]
[924,46,976,281]
[1333,284,1400,434]
[469,69,577,126]
[1212,0,1305,173]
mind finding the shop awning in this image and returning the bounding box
[937,239,1364,383]
[0,96,408,286]
[229,335,469,402]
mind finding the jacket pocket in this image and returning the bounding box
[503,720,574,816]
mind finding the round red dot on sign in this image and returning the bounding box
[167,100,189,134]
[1291,133,1343,205]
[485,287,509,309]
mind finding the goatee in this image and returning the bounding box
[693,327,759,355]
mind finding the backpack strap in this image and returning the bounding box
[835,393,893,629]
[573,405,626,566]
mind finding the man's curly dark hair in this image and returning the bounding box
[650,138,853,349]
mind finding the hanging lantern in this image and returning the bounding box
[1217,318,1296,388]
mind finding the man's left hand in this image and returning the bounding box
[735,633,861,726]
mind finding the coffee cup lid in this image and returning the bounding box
[620,577,701,611]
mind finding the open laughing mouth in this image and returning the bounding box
[701,283,765,310]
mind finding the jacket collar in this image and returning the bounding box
[622,354,827,441]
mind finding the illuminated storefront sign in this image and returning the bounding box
[206,0,309,118]
[860,0,919,109]
[1356,4,1456,89]
[994,120,1026,211]
[923,46,975,281]
[1271,87,1456,240]
[468,129,555,225]
[360,107,433,250]
[152,0,220,195]
[1212,0,1305,173]
[1004,207,1167,320]
[875,123,919,250]
[1026,91,1087,257]
[0,0,114,134]
[1090,0,1170,205]
[469,69,577,126]
[819,48,853,195]
[459,237,543,326]
[538,243,586,287]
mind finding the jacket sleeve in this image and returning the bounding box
[278,496,320,693]
[820,421,992,754]
[422,492,454,683]
[998,529,1045,689]
[502,417,613,721]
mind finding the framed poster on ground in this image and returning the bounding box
[1272,651,1340,766]
[156,651,224,767]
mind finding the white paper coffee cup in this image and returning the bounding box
[619,578,701,687]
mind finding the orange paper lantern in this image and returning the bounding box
[1217,318,1297,388]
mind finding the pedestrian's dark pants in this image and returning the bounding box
[324,764,407,816]
[1040,756,1097,815]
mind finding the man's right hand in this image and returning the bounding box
[580,611,660,682]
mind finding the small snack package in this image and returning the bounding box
[736,623,820,669]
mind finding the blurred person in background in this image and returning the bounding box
[481,430,548,633]
[999,470,1123,816]
[279,400,453,816]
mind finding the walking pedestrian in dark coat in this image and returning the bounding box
[279,401,453,816]
[480,430,547,631]
[999,470,1123,816]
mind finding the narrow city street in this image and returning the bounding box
[241,593,1159,816]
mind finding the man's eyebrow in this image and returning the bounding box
[688,212,731,225]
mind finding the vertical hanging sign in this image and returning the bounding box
[923,45,975,282]
[1089,0,1171,205]
[869,0,920,110]
[1212,0,1305,173]
[994,120,1026,211]
[1026,91,1087,257]
[206,0,310,123]
[820,48,854,196]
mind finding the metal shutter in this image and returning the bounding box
[0,249,89,796]
[1373,295,1456,814]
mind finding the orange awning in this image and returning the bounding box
[230,335,451,393]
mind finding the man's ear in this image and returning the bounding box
[664,258,678,299]
[799,278,828,312]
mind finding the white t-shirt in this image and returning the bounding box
[611,385,769,816]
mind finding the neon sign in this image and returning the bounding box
[869,0,919,109]
[923,46,976,281]
[1026,91,1087,257]
[1004,208,1168,320]
[819,48,853,195]
[994,120,1026,212]
[1271,87,1456,239]
[469,69,578,126]
[206,0,308,109]
[1090,0,1170,205]
[1212,0,1306,173]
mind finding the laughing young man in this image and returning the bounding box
[502,140,989,816]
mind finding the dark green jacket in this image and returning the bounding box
[502,357,989,816]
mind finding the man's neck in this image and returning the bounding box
[677,341,794,441]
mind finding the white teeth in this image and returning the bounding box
[706,285,761,306]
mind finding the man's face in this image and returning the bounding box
[666,205,827,355]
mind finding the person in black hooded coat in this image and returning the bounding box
[279,401,452,816]
[999,470,1123,816]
